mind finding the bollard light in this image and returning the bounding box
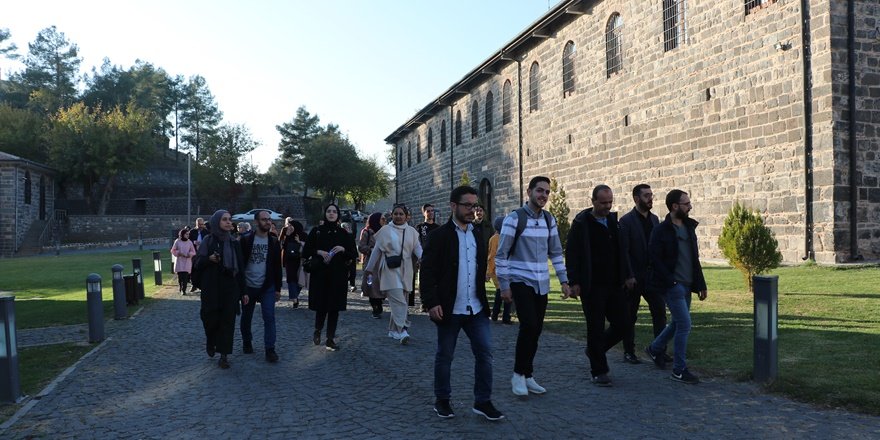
[753,275,779,383]
[86,273,105,343]
[152,251,163,286]
[132,258,144,300]
[0,294,22,403]
[111,264,126,320]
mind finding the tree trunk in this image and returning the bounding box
[96,174,117,216]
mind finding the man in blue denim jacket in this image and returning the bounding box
[644,189,708,384]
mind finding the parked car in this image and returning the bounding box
[340,209,366,223]
[231,209,284,222]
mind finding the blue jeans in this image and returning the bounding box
[434,310,493,404]
[240,285,277,349]
[650,283,692,372]
[288,282,302,300]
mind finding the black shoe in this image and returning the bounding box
[313,330,321,346]
[434,399,454,418]
[265,348,279,363]
[671,368,699,384]
[372,312,382,319]
[591,373,612,387]
[472,401,504,421]
[623,352,642,364]
[325,339,339,351]
[243,342,254,354]
[292,300,299,309]
[491,314,498,321]
[206,343,216,358]
[218,355,230,369]
[645,345,666,369]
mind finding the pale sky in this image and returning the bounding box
[2,1,554,172]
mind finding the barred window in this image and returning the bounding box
[441,120,447,152]
[485,90,494,133]
[605,14,623,78]
[745,0,777,15]
[471,100,479,139]
[663,0,687,52]
[529,62,540,112]
[427,128,433,158]
[562,41,576,97]
[24,171,32,204]
[455,110,462,145]
[502,80,512,125]
[416,135,421,163]
[407,142,412,168]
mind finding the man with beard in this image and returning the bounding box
[496,176,571,397]
[644,190,708,384]
[239,210,283,362]
[618,184,665,365]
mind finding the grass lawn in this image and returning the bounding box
[537,264,880,415]
[0,250,174,329]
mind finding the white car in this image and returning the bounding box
[340,209,366,222]
[231,209,284,222]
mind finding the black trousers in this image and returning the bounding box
[580,284,628,377]
[623,285,667,354]
[177,272,190,292]
[512,283,548,377]
[315,310,339,340]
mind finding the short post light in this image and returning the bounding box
[86,273,105,343]
[132,258,144,300]
[0,294,22,403]
[111,264,126,320]
[753,275,779,383]
[152,251,163,286]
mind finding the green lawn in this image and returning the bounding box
[538,264,880,415]
[0,250,174,329]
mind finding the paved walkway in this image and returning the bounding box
[3,287,878,439]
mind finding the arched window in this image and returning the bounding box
[485,90,494,133]
[455,110,462,145]
[605,14,623,78]
[398,147,403,171]
[529,62,540,112]
[441,120,447,152]
[502,80,512,125]
[562,41,576,97]
[407,142,412,168]
[471,100,479,139]
[427,128,433,158]
[24,171,32,205]
[663,0,687,51]
[416,135,421,163]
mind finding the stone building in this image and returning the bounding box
[386,0,879,264]
[0,152,55,257]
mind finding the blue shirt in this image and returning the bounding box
[452,218,481,315]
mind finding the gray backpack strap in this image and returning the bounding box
[509,208,528,257]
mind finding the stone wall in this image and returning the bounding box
[0,163,55,257]
[393,0,878,263]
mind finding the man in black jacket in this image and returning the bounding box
[619,184,665,364]
[420,186,504,421]
[239,210,283,362]
[564,185,629,387]
[644,190,708,384]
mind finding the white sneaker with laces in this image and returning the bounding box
[511,373,528,396]
[525,377,546,394]
[400,329,410,345]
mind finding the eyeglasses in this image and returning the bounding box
[455,202,477,210]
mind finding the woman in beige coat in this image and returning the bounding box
[365,204,422,345]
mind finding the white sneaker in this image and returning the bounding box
[388,331,400,339]
[511,373,528,396]
[400,330,410,345]
[525,377,546,394]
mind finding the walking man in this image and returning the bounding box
[619,184,666,365]
[421,185,504,421]
[239,210,283,363]
[496,176,571,396]
[644,190,708,384]
[564,185,629,386]
[414,203,440,306]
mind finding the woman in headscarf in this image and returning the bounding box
[365,204,422,345]
[194,210,248,369]
[280,218,306,307]
[359,212,387,318]
[171,228,197,295]
[302,204,357,351]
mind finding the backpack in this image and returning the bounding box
[508,207,553,256]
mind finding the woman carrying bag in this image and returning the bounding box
[365,204,422,345]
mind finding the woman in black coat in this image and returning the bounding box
[194,210,248,369]
[281,218,306,308]
[302,204,357,351]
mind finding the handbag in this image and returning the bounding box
[302,256,324,273]
[385,229,405,268]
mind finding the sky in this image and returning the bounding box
[2,1,556,172]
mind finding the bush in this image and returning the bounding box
[549,178,570,248]
[718,202,783,291]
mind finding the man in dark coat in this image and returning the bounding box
[420,186,504,421]
[239,210,283,362]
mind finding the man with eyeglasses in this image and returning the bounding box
[420,186,504,421]
[643,190,708,384]
[239,210,283,363]
[496,176,571,397]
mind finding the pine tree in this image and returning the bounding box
[549,178,571,248]
[718,202,783,292]
[459,171,472,187]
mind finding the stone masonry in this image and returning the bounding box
[0,152,55,257]
[387,0,880,264]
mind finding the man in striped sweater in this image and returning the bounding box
[496,176,572,397]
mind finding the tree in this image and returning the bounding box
[200,123,259,184]
[346,156,390,210]
[16,26,82,113]
[0,28,19,62]
[83,59,174,129]
[277,106,322,170]
[718,202,783,292]
[0,104,47,161]
[44,102,159,214]
[459,171,471,187]
[264,157,303,193]
[300,130,360,202]
[548,178,571,248]
[179,75,222,161]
